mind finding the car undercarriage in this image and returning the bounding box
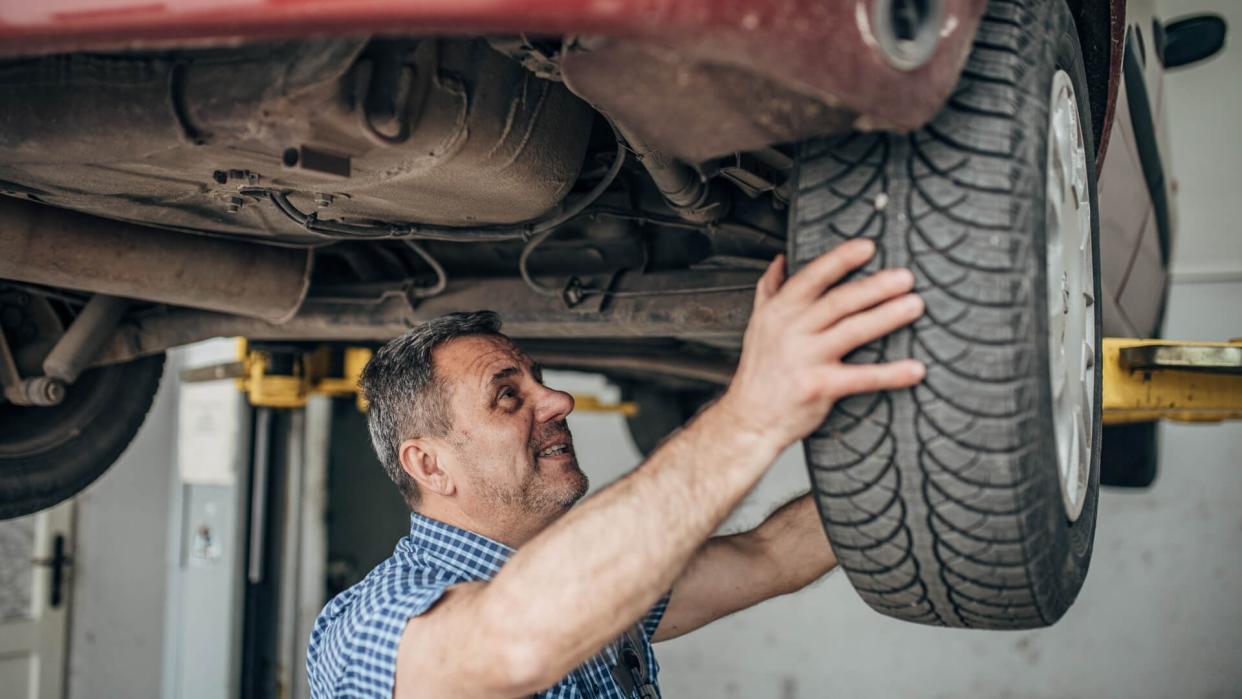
[0,34,844,376]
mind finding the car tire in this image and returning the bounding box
[619,382,717,457]
[1100,421,1158,488]
[0,353,165,519]
[787,0,1102,628]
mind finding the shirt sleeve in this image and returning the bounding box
[308,568,454,698]
[642,591,672,638]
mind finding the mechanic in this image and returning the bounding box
[307,239,927,698]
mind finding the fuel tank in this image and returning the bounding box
[0,38,593,238]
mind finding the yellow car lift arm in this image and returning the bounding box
[181,340,638,415]
[185,338,1242,424]
[1102,338,1242,425]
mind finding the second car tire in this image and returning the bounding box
[0,353,165,519]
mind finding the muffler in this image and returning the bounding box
[0,196,311,323]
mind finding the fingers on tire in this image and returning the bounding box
[819,294,925,357]
[822,361,927,397]
[781,238,875,304]
[801,268,916,330]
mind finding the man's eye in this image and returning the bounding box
[498,387,516,400]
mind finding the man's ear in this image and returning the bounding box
[398,438,456,497]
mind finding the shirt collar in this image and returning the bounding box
[407,510,515,581]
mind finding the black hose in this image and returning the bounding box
[402,240,448,298]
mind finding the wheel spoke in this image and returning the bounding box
[1080,337,1091,381]
[1067,408,1081,498]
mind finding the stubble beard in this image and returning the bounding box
[473,458,588,516]
[522,454,589,514]
[526,420,589,510]
[468,421,590,517]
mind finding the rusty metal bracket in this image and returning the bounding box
[1102,337,1242,425]
[0,325,64,407]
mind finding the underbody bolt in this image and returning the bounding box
[22,377,65,407]
[224,195,245,214]
[314,193,335,208]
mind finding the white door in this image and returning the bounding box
[0,502,73,698]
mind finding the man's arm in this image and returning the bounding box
[651,493,834,642]
[394,241,925,699]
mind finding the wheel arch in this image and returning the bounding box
[1065,0,1127,169]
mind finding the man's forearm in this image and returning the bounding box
[475,400,781,685]
[748,493,837,596]
[644,492,837,643]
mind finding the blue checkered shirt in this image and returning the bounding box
[307,511,669,698]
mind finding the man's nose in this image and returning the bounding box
[535,385,574,423]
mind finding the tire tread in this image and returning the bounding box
[791,0,1099,629]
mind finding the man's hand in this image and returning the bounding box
[719,239,926,452]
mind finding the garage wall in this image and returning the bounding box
[561,1,1242,694]
[67,354,181,698]
[66,339,249,699]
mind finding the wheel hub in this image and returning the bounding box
[1045,69,1096,523]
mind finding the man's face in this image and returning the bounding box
[433,334,588,522]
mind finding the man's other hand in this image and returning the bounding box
[719,240,926,452]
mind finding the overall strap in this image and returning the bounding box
[613,624,661,699]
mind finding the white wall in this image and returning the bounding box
[67,355,180,698]
[1161,0,1242,281]
[67,339,244,699]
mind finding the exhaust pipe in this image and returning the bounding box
[0,196,311,323]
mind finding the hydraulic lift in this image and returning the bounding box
[189,337,1242,425]
[180,340,642,416]
[1101,338,1242,424]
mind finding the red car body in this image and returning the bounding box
[1,0,993,162]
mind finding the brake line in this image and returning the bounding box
[402,240,447,298]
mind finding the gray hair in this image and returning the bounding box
[359,310,503,507]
